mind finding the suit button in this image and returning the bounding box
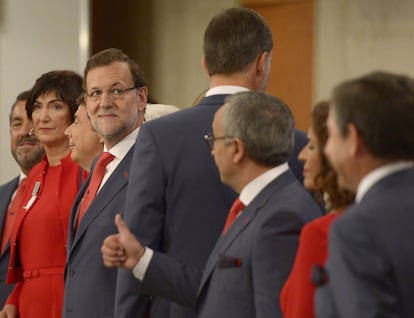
[69,268,75,276]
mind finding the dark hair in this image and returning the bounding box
[332,71,414,160]
[203,8,273,75]
[10,90,31,123]
[311,101,355,209]
[26,70,83,121]
[84,48,147,90]
[223,91,293,167]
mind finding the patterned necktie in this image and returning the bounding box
[76,152,114,229]
[1,177,28,253]
[222,198,245,234]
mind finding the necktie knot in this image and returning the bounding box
[96,152,115,168]
[222,198,246,234]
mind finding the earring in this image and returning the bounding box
[29,128,34,136]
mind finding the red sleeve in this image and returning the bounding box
[280,217,329,318]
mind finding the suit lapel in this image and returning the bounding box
[0,177,19,258]
[198,171,296,295]
[70,148,134,250]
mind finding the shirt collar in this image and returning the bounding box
[205,86,249,97]
[356,161,413,202]
[103,127,140,160]
[239,163,289,206]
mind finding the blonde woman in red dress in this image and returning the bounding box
[280,101,354,318]
[0,71,85,318]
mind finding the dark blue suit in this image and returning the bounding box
[0,177,19,307]
[139,170,321,317]
[63,148,147,317]
[316,168,414,318]
[116,94,307,318]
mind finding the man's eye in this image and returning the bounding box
[12,122,22,129]
[90,90,102,97]
[111,88,124,95]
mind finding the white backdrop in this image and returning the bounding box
[0,0,89,183]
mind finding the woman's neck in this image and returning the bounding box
[44,142,71,166]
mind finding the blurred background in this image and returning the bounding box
[1,0,414,182]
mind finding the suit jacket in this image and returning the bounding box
[139,170,321,317]
[316,168,414,318]
[63,148,141,318]
[116,94,308,318]
[0,177,19,307]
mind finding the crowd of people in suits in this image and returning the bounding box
[0,6,413,318]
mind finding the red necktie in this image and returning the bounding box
[1,177,28,253]
[222,198,245,234]
[76,152,114,229]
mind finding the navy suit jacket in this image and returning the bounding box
[63,148,146,317]
[116,94,307,318]
[0,177,19,307]
[139,170,321,318]
[316,168,414,318]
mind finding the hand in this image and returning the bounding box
[101,214,145,270]
[0,305,17,318]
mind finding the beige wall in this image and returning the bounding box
[150,0,239,107]
[315,0,414,101]
[2,0,414,182]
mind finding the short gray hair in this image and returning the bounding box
[223,91,294,167]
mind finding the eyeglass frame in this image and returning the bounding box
[203,133,234,150]
[84,86,139,103]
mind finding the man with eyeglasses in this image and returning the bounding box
[102,91,321,318]
[115,8,310,318]
[62,48,149,318]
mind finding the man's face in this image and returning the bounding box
[10,100,44,174]
[324,108,354,191]
[65,105,103,171]
[85,61,147,148]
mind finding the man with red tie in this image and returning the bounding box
[0,91,44,307]
[102,91,322,318]
[62,48,149,318]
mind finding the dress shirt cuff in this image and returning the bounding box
[132,247,154,281]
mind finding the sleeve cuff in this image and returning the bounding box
[132,247,154,281]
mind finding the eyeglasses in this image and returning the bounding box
[85,86,137,103]
[203,133,234,150]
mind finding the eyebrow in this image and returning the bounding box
[89,81,126,91]
[34,98,63,106]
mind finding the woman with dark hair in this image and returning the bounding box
[280,101,354,318]
[0,71,85,318]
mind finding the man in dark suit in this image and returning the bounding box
[316,71,414,317]
[114,8,308,318]
[102,91,321,317]
[0,91,44,306]
[62,48,149,317]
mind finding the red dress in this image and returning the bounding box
[280,212,341,318]
[5,153,85,317]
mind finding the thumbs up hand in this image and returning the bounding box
[101,214,145,270]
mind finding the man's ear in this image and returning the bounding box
[347,123,366,157]
[255,51,268,79]
[202,56,210,76]
[232,138,245,164]
[137,86,148,112]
